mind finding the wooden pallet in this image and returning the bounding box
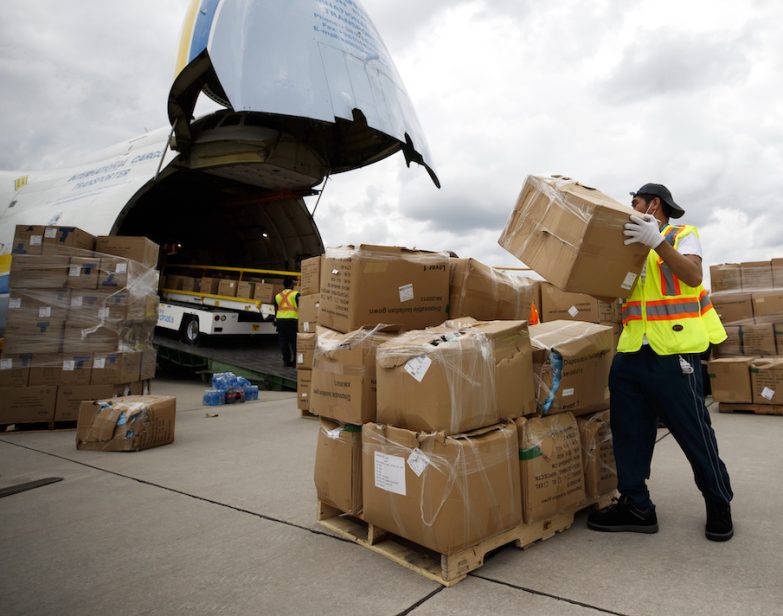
[299,409,319,420]
[719,403,783,416]
[580,491,619,512]
[316,500,573,586]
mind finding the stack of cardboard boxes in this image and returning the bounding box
[164,272,283,303]
[312,238,620,559]
[295,256,321,415]
[0,226,160,426]
[708,260,783,411]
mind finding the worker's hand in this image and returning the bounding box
[624,214,664,248]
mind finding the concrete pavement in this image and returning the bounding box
[1,377,781,616]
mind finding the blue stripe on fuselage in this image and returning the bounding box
[189,0,221,63]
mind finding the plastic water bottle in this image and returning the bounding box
[243,385,259,401]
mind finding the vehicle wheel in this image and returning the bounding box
[181,315,201,345]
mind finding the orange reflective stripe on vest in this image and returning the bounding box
[278,289,297,311]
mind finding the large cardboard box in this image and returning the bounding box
[9,255,70,288]
[772,258,783,290]
[708,357,754,403]
[362,422,521,555]
[59,354,93,386]
[448,258,537,322]
[7,289,70,324]
[498,175,649,298]
[76,395,176,451]
[741,323,776,356]
[750,358,783,405]
[314,419,362,515]
[0,385,57,424]
[4,318,64,354]
[12,225,46,255]
[90,352,124,385]
[96,236,159,268]
[42,226,96,256]
[310,326,394,425]
[236,281,255,299]
[540,282,620,324]
[66,257,100,289]
[577,410,617,501]
[713,325,742,358]
[529,320,614,416]
[709,263,742,293]
[740,260,773,291]
[711,292,754,324]
[97,257,130,289]
[300,256,322,295]
[218,279,238,297]
[0,355,31,386]
[296,332,317,370]
[55,384,115,421]
[140,348,157,380]
[200,277,221,295]
[752,291,783,319]
[517,413,586,523]
[68,289,128,326]
[298,293,320,333]
[28,354,63,385]
[318,245,449,333]
[63,324,119,354]
[297,369,312,412]
[252,281,276,303]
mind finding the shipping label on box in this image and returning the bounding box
[750,358,783,405]
[517,413,586,523]
[362,422,521,555]
[314,418,362,515]
[300,255,322,295]
[90,352,123,385]
[42,226,96,256]
[12,225,46,255]
[298,293,320,333]
[97,257,130,289]
[67,257,100,289]
[709,357,754,403]
[76,395,176,451]
[59,354,93,386]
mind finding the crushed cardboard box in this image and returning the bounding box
[76,395,176,451]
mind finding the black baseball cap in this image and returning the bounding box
[630,183,685,219]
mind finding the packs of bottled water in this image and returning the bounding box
[202,389,225,406]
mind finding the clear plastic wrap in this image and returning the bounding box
[498,175,648,299]
[576,410,617,501]
[310,324,395,424]
[375,324,498,434]
[314,418,362,515]
[516,412,586,523]
[529,320,614,416]
[361,421,521,555]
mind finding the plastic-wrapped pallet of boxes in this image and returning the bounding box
[0,226,160,426]
[296,255,322,415]
[498,175,649,299]
[708,258,783,411]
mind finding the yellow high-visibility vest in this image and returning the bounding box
[275,289,299,319]
[617,224,727,355]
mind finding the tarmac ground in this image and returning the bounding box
[1,377,782,616]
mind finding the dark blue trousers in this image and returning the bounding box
[609,346,733,509]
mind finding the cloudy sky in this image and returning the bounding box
[2,0,782,284]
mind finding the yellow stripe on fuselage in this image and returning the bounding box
[174,0,202,76]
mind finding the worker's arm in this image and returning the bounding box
[653,241,703,288]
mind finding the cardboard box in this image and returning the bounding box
[28,354,63,385]
[42,226,96,256]
[298,294,320,333]
[96,235,159,268]
[7,289,70,324]
[318,245,449,333]
[236,281,255,299]
[218,279,238,297]
[708,357,754,403]
[0,385,57,424]
[529,320,614,416]
[300,256,322,295]
[9,255,70,288]
[362,422,521,555]
[200,277,221,295]
[63,324,119,354]
[59,354,93,386]
[127,294,159,323]
[498,175,649,298]
[118,351,143,383]
[517,413,586,523]
[296,332,317,369]
[540,282,620,324]
[750,358,783,405]
[741,323,776,356]
[713,325,742,358]
[772,258,783,290]
[55,383,116,421]
[297,369,312,412]
[711,292,754,324]
[310,326,394,425]
[577,410,617,501]
[140,348,157,380]
[314,418,362,515]
[76,395,176,451]
[66,257,100,289]
[3,318,64,354]
[68,289,128,326]
[448,258,538,322]
[752,291,783,319]
[97,257,130,289]
[0,355,31,386]
[90,352,124,385]
[252,281,276,304]
[12,225,46,255]
[709,263,742,293]
[740,260,773,291]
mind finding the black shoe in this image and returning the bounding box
[587,495,659,534]
[705,501,733,541]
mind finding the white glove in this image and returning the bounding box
[624,214,664,248]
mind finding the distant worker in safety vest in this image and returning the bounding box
[274,277,299,368]
[587,183,734,541]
